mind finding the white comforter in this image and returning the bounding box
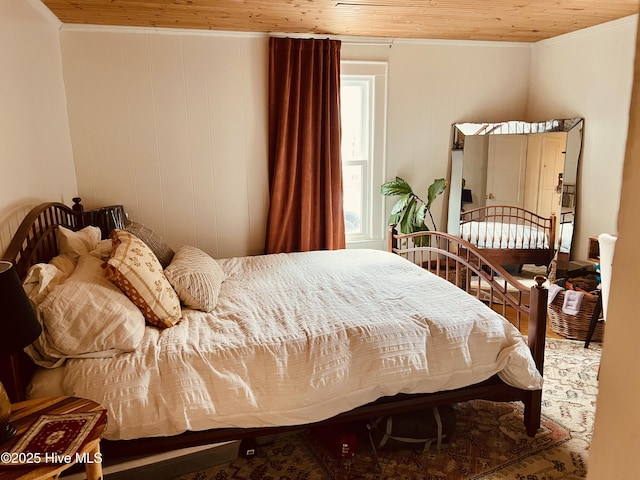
[461,221,549,249]
[28,249,542,440]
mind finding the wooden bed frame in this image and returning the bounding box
[459,205,556,267]
[0,200,548,460]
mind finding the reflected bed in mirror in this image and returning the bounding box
[447,118,584,277]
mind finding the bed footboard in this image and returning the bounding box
[388,225,547,435]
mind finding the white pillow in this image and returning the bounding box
[90,239,113,261]
[56,225,102,261]
[23,263,68,307]
[49,254,76,280]
[164,245,225,312]
[29,254,146,364]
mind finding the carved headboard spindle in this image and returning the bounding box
[0,198,85,402]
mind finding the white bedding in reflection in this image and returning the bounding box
[28,249,542,441]
[461,221,549,249]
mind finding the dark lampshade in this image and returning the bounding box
[461,189,473,204]
[0,261,41,355]
[84,204,128,239]
[0,260,42,444]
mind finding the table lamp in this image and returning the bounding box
[0,260,42,443]
[84,204,128,239]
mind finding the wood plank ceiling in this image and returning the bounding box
[42,0,639,42]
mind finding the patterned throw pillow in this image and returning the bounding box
[164,246,225,312]
[105,229,181,328]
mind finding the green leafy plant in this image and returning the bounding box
[381,176,447,234]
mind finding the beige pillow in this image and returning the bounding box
[164,246,225,312]
[48,254,76,281]
[56,225,102,261]
[90,239,113,261]
[23,263,68,307]
[105,229,181,328]
[31,255,145,362]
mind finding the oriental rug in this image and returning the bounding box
[174,338,601,480]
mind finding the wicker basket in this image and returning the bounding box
[423,260,468,290]
[548,288,604,341]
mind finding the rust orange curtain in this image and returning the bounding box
[265,37,346,254]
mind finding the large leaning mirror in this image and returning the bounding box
[447,118,584,277]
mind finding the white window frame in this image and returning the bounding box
[341,61,388,249]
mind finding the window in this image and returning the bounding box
[340,62,387,248]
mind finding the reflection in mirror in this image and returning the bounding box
[447,118,584,278]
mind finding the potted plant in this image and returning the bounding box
[381,176,447,234]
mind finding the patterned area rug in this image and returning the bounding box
[175,339,601,480]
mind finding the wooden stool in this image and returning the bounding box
[0,397,107,480]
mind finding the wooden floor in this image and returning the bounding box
[492,264,563,340]
[492,302,562,340]
[546,323,563,340]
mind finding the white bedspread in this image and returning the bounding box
[27,249,542,440]
[461,221,549,249]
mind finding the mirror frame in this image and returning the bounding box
[447,118,584,271]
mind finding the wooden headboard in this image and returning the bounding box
[0,198,85,402]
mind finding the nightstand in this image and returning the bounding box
[0,397,107,480]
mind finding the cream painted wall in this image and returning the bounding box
[0,0,77,253]
[528,16,638,260]
[343,41,530,234]
[59,28,269,258]
[60,31,530,259]
[384,41,531,231]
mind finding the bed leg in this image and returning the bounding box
[524,390,542,437]
[528,276,548,373]
[525,277,546,437]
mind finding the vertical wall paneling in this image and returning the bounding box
[61,29,270,258]
[203,36,252,257]
[61,32,141,212]
[181,35,219,257]
[239,37,270,256]
[120,33,165,231]
[148,34,197,248]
